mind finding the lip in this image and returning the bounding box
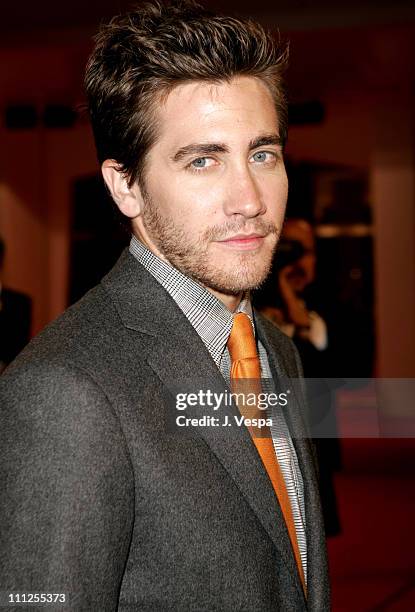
[217,233,266,250]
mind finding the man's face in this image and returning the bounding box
[132,76,288,298]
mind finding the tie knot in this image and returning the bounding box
[227,312,258,362]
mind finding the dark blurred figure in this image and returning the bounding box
[0,237,32,373]
[254,218,341,537]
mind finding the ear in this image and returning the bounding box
[101,159,144,218]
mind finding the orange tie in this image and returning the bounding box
[228,313,306,595]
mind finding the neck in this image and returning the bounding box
[206,287,243,313]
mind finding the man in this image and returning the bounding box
[0,237,32,373]
[0,2,329,610]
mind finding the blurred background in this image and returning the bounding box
[1,0,414,609]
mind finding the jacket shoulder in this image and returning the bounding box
[4,281,119,374]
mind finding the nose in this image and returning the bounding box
[223,164,266,218]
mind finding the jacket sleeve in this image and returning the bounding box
[0,361,135,611]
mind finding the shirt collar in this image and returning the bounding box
[129,235,255,367]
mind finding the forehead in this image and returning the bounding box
[154,76,279,146]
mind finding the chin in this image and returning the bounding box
[199,262,272,296]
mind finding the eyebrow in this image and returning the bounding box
[171,143,229,163]
[249,134,283,150]
[171,133,283,163]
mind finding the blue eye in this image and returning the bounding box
[253,152,267,162]
[192,157,207,168]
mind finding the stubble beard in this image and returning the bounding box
[141,192,280,296]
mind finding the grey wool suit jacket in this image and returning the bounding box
[0,249,330,611]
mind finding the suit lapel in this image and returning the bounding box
[102,250,307,605]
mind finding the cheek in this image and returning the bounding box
[277,169,289,201]
[263,175,288,216]
[259,164,288,194]
[148,171,224,219]
[177,181,227,224]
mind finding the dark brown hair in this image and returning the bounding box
[85,0,289,189]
